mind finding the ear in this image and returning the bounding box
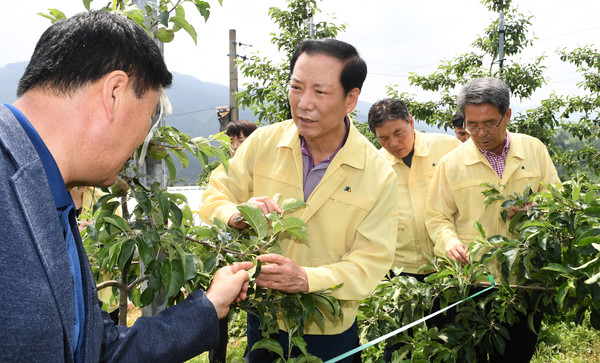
[504,107,512,125]
[344,88,360,115]
[408,115,415,129]
[101,70,130,123]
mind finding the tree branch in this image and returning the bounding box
[128,274,151,290]
[97,280,121,290]
[474,281,555,292]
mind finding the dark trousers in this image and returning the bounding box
[479,310,542,363]
[246,313,361,362]
[209,316,229,363]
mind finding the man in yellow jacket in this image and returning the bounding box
[368,98,460,278]
[199,39,398,362]
[425,77,560,362]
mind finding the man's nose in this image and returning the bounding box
[297,92,314,111]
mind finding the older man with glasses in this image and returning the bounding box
[425,77,560,362]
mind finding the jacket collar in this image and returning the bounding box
[381,129,427,165]
[463,131,524,165]
[277,118,366,170]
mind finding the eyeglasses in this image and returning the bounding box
[465,115,505,135]
[137,89,172,166]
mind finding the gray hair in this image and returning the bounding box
[367,98,410,133]
[457,77,510,116]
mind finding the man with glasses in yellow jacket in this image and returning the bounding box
[199,38,398,362]
[426,77,560,362]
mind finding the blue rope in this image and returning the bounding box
[324,275,497,363]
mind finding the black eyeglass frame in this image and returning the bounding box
[465,114,505,135]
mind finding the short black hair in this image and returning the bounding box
[367,98,410,134]
[17,10,172,98]
[451,112,465,128]
[290,38,367,96]
[225,120,258,138]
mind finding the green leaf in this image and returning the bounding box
[280,217,308,241]
[140,287,155,306]
[291,336,308,356]
[161,259,185,298]
[577,235,600,247]
[194,0,211,22]
[281,198,307,214]
[158,11,169,27]
[48,8,66,20]
[542,263,569,273]
[492,333,506,355]
[584,206,600,218]
[102,216,127,232]
[171,147,189,168]
[238,203,268,240]
[184,253,200,281]
[158,192,170,222]
[313,294,335,315]
[124,8,146,29]
[164,154,177,180]
[572,257,599,271]
[169,16,197,44]
[252,259,262,279]
[134,190,152,216]
[585,271,600,285]
[175,4,186,17]
[118,239,135,271]
[137,236,153,266]
[83,0,92,11]
[250,338,284,358]
[170,201,184,226]
[107,242,121,271]
[556,281,570,309]
[474,221,486,239]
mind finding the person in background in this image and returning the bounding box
[368,98,460,360]
[426,77,560,362]
[0,11,252,362]
[199,38,398,362]
[224,120,258,157]
[451,111,470,143]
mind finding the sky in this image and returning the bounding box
[2,0,599,111]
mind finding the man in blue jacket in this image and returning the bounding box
[0,10,251,362]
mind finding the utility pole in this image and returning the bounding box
[133,0,167,318]
[307,12,314,38]
[228,29,239,125]
[498,10,505,69]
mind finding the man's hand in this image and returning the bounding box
[448,243,469,265]
[228,196,282,229]
[507,201,534,220]
[206,261,254,319]
[254,254,309,293]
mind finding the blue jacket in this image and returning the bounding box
[0,104,219,362]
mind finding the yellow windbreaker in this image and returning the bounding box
[199,119,398,334]
[425,132,560,278]
[379,131,460,273]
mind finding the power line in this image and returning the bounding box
[166,107,215,118]
[539,26,600,42]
